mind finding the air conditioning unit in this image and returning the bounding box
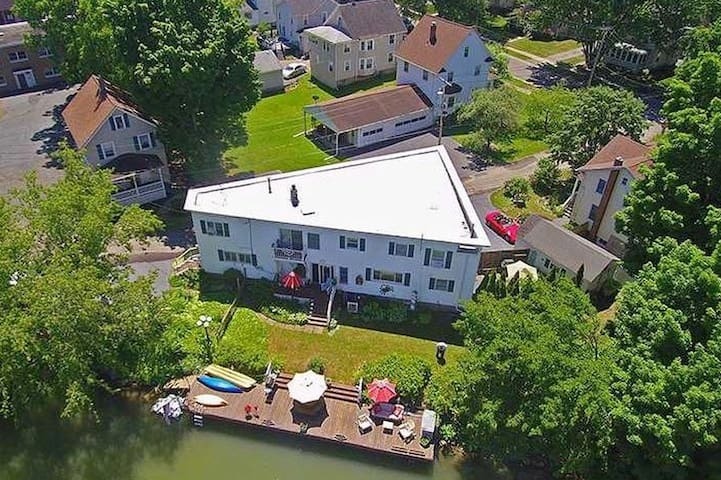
[346,301,359,313]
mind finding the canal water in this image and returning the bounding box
[0,395,508,480]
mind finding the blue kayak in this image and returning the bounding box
[198,374,243,393]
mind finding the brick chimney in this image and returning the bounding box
[429,21,437,45]
[613,156,624,167]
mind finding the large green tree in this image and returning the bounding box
[15,0,260,169]
[549,86,647,168]
[0,147,165,420]
[427,278,620,478]
[608,241,721,479]
[458,85,522,153]
[617,41,721,269]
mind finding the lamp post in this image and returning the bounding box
[197,315,213,363]
[436,87,445,146]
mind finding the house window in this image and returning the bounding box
[340,235,365,251]
[360,40,366,51]
[597,238,608,246]
[0,75,6,87]
[201,220,230,237]
[595,178,606,194]
[339,266,348,284]
[38,47,52,58]
[621,177,629,186]
[307,233,320,250]
[428,277,455,292]
[474,65,481,76]
[403,61,409,72]
[344,61,351,71]
[359,58,373,70]
[362,127,383,137]
[543,257,555,270]
[387,52,393,63]
[366,39,374,50]
[589,204,598,222]
[422,70,428,81]
[133,133,154,151]
[96,142,116,161]
[424,248,452,269]
[44,67,61,78]
[388,241,414,257]
[279,228,303,250]
[329,62,334,72]
[463,46,469,57]
[344,44,351,53]
[446,96,455,108]
[8,51,27,63]
[372,269,404,283]
[447,71,454,82]
[346,237,359,249]
[217,249,255,264]
[394,115,427,127]
[109,114,130,130]
[389,34,395,45]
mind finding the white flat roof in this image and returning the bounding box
[304,26,352,43]
[184,146,490,247]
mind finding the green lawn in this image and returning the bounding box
[504,76,536,92]
[506,37,581,58]
[268,323,463,384]
[503,47,537,63]
[490,188,559,220]
[559,54,586,66]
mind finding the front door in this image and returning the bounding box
[311,264,334,284]
[13,69,36,89]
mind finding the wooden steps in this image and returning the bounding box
[275,373,359,404]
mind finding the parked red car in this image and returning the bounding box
[485,210,520,244]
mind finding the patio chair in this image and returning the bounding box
[398,419,416,443]
[357,413,373,434]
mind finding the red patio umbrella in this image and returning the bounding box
[281,271,302,290]
[367,378,397,404]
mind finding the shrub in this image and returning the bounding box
[307,356,326,374]
[214,308,270,376]
[356,353,431,405]
[360,300,408,324]
[169,268,200,290]
[260,303,308,325]
[503,177,531,205]
[531,156,561,196]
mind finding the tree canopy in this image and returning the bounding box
[458,85,522,152]
[0,147,165,420]
[549,86,647,168]
[15,0,260,169]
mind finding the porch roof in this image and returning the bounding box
[103,153,163,174]
[304,85,432,133]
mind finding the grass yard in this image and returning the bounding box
[560,54,587,66]
[504,76,536,92]
[503,47,537,63]
[268,324,463,384]
[506,37,581,58]
[490,188,558,220]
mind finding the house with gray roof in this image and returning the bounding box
[253,50,283,94]
[303,0,406,89]
[276,0,338,50]
[516,215,621,292]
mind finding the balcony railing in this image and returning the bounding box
[273,247,303,261]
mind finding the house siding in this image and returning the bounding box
[0,43,62,97]
[191,213,481,307]
[353,108,432,148]
[276,0,336,51]
[396,31,490,114]
[259,69,284,93]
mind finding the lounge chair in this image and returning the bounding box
[357,413,373,433]
[398,419,415,443]
[370,402,405,423]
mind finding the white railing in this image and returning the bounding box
[273,247,303,261]
[112,180,166,205]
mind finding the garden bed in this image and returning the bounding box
[240,279,309,326]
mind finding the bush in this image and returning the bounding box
[503,177,531,205]
[169,268,200,290]
[531,157,561,196]
[307,356,326,374]
[356,353,431,405]
[260,303,308,325]
[360,300,408,324]
[214,308,270,376]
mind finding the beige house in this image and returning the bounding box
[303,0,406,89]
[62,75,168,205]
[568,135,652,257]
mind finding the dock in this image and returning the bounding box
[186,373,435,462]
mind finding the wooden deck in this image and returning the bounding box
[186,376,435,462]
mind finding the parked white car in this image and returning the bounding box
[282,62,307,80]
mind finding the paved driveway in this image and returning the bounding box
[0,85,77,195]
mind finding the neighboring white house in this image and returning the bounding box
[276,0,338,51]
[62,75,168,205]
[569,134,652,257]
[517,215,621,292]
[304,84,433,153]
[604,41,678,73]
[184,146,490,308]
[395,15,492,114]
[303,0,406,89]
[253,50,284,94]
[240,0,276,27]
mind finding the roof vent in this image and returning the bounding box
[429,21,437,45]
[290,184,299,207]
[613,156,624,167]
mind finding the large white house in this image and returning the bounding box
[184,146,489,307]
[569,134,652,257]
[395,15,492,113]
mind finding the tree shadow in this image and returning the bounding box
[32,92,75,168]
[0,393,185,480]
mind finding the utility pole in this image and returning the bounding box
[437,86,446,146]
[587,26,613,87]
